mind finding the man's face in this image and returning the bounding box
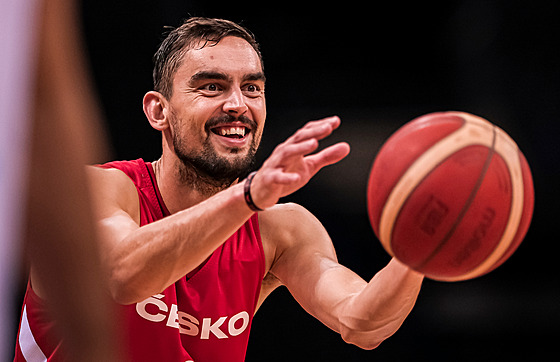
[166,36,266,184]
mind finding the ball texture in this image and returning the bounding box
[367,111,534,281]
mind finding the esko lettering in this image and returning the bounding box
[136,294,249,339]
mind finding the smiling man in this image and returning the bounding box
[16,17,424,361]
[148,35,267,195]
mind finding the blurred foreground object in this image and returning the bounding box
[4,0,119,360]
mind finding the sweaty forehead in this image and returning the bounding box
[178,36,263,80]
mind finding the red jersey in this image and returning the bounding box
[15,159,265,361]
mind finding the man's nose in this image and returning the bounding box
[222,88,248,116]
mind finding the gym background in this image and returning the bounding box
[77,1,558,360]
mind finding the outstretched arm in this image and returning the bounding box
[261,203,423,350]
[88,116,349,304]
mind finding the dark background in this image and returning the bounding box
[79,1,559,360]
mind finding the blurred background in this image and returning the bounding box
[76,0,558,360]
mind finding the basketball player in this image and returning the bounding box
[17,17,424,361]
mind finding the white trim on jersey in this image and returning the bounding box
[19,305,47,362]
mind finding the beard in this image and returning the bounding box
[171,113,259,194]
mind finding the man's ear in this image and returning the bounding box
[143,91,169,131]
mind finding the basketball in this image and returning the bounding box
[367,111,534,281]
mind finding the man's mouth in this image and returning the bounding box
[211,125,249,139]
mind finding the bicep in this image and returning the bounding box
[86,166,140,256]
[263,204,367,332]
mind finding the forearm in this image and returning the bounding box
[339,258,424,349]
[108,182,253,304]
[101,116,349,304]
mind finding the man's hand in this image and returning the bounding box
[250,116,350,209]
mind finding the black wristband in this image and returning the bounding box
[244,171,263,212]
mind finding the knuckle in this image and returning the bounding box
[273,143,290,158]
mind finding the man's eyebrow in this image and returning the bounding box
[188,71,266,86]
[242,72,266,83]
[188,71,231,84]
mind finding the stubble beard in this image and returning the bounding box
[171,113,259,197]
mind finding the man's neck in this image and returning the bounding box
[152,156,237,214]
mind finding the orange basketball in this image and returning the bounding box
[367,111,534,281]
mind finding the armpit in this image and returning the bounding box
[255,272,282,312]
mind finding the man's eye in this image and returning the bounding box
[243,84,261,95]
[201,83,221,92]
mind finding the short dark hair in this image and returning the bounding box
[153,17,263,99]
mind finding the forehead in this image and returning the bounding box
[177,36,263,80]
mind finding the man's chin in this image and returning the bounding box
[177,153,253,185]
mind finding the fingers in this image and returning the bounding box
[272,138,319,163]
[267,116,345,168]
[288,116,341,144]
[306,142,350,172]
[274,116,340,159]
[268,142,350,187]
[252,115,348,208]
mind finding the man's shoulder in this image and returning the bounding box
[86,162,140,219]
[259,202,314,225]
[87,163,136,189]
[258,202,323,246]
[94,158,146,178]
[89,158,149,186]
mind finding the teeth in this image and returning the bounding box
[219,127,246,137]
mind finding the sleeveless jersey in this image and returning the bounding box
[15,158,265,361]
